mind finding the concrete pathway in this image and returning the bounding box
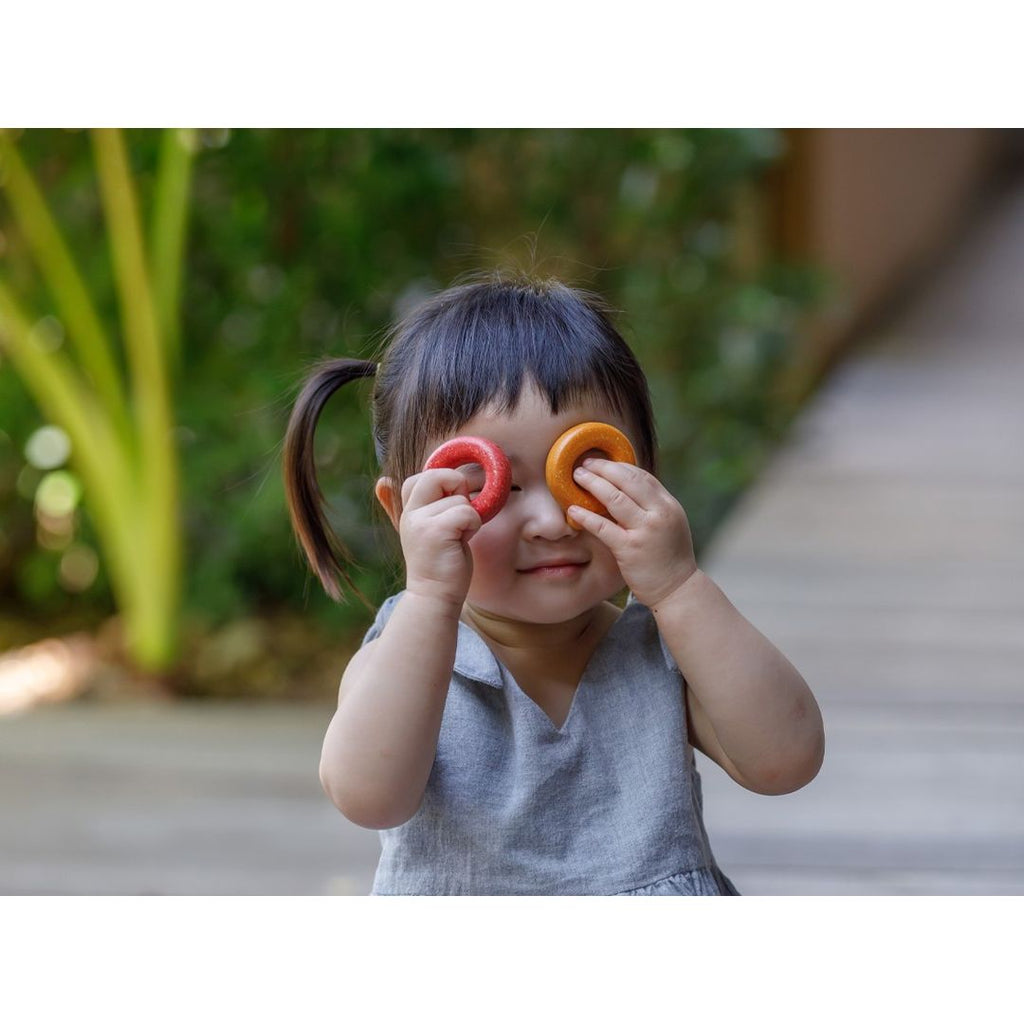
[3,183,1023,895]
[697,182,1024,893]
[0,701,380,895]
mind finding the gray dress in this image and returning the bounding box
[361,591,739,895]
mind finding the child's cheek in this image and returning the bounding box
[467,515,517,573]
[591,542,627,593]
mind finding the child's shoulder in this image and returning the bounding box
[361,591,405,646]
[619,594,682,676]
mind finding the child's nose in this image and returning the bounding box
[525,485,578,540]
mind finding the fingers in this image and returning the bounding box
[583,458,664,502]
[572,459,649,525]
[424,496,483,531]
[401,468,473,512]
[400,471,482,546]
[567,502,627,545]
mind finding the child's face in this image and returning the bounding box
[450,383,631,625]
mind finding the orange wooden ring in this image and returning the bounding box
[545,422,637,520]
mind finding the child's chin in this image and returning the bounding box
[470,592,612,626]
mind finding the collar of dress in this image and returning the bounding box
[453,621,505,688]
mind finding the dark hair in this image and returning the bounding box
[283,272,657,602]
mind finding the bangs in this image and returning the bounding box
[420,287,631,419]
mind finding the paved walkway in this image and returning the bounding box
[698,181,1024,893]
[3,182,1023,895]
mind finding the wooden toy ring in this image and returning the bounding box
[423,436,512,524]
[545,422,637,520]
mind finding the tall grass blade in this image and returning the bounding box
[0,131,132,447]
[91,128,181,667]
[150,129,196,374]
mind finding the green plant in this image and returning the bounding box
[0,129,193,669]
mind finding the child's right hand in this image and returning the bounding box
[397,468,482,611]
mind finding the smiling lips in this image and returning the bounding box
[519,560,588,574]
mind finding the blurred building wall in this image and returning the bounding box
[771,128,1008,394]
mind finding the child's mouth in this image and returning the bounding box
[519,562,587,578]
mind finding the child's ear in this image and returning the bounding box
[374,477,402,531]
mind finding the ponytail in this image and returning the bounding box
[283,357,377,604]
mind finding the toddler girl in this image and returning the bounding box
[284,274,824,895]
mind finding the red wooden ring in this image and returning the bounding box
[423,436,512,524]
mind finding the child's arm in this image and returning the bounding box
[320,592,461,828]
[319,468,481,829]
[570,459,824,796]
[651,569,824,795]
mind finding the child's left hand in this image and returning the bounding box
[569,459,698,609]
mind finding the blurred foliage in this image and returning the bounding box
[0,129,827,694]
[0,129,189,671]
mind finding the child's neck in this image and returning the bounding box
[461,601,620,666]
